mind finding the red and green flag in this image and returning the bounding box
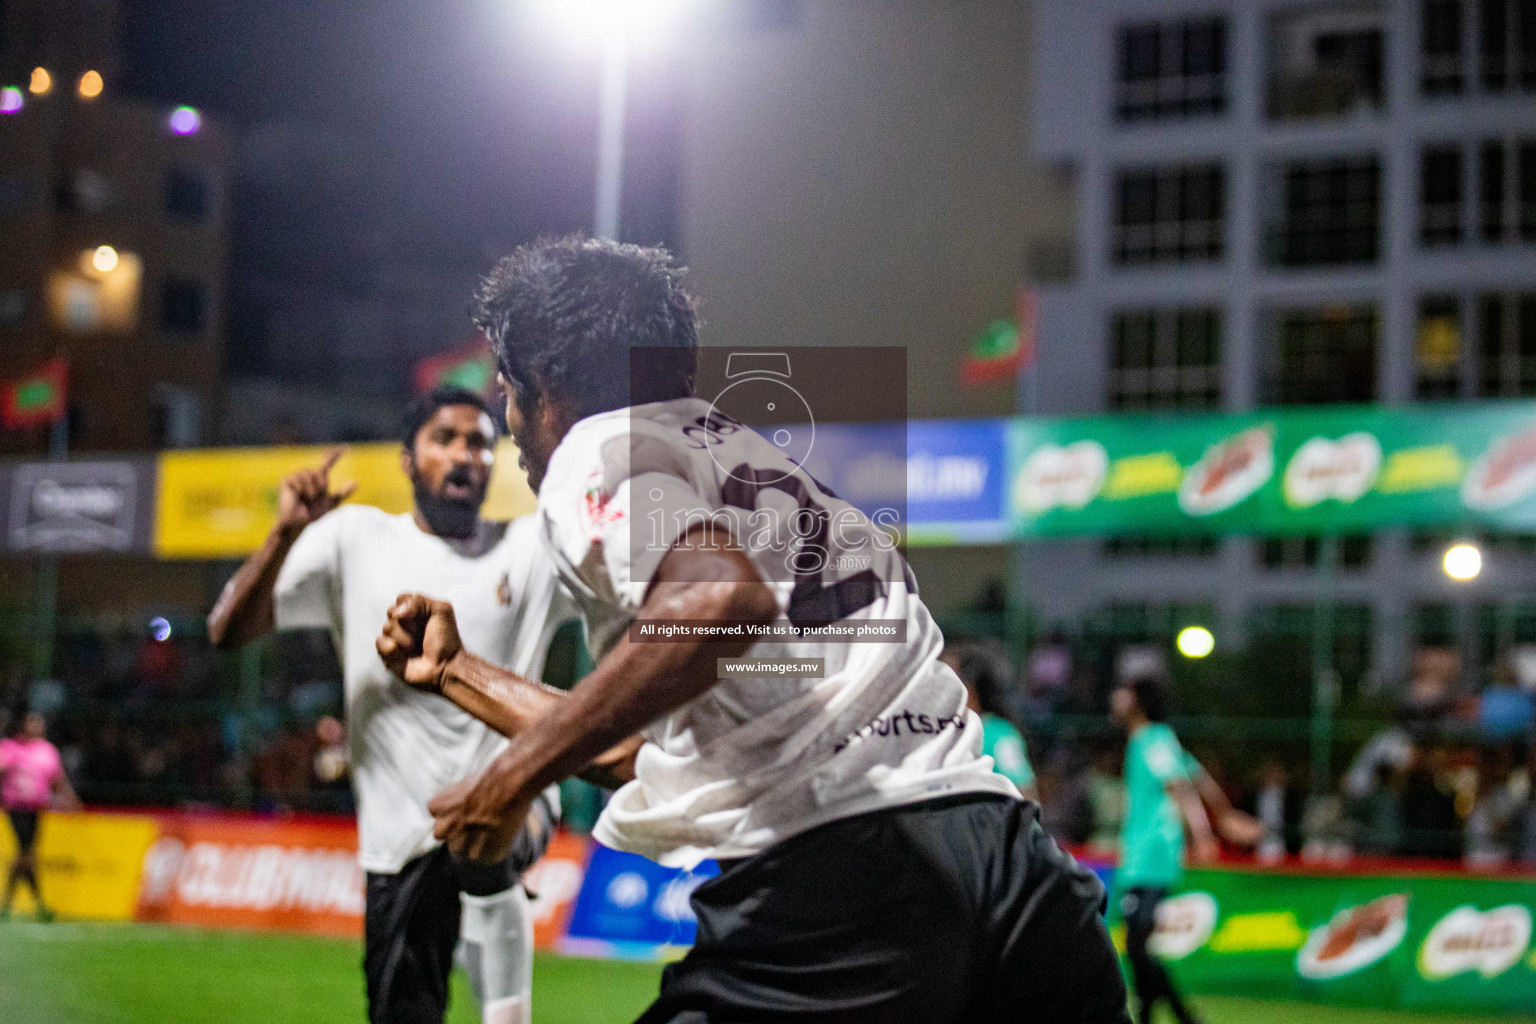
[413,338,494,396]
[959,288,1037,387]
[2,357,68,429]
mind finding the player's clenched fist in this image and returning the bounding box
[377,593,465,693]
[278,446,358,534]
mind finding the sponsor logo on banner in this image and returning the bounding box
[1015,441,1108,513]
[1463,422,1536,510]
[1178,426,1273,516]
[563,844,719,956]
[9,461,138,552]
[1283,433,1382,509]
[137,815,364,937]
[1297,894,1410,980]
[1151,891,1219,960]
[1418,904,1532,980]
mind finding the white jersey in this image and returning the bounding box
[274,506,575,873]
[538,397,1015,868]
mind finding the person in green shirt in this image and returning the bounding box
[1112,675,1217,1024]
[942,642,1039,801]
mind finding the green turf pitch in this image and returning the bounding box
[0,921,1516,1024]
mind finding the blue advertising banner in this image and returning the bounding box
[559,844,719,960]
[796,418,1010,545]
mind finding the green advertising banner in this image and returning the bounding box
[1143,867,1536,1014]
[1010,402,1536,538]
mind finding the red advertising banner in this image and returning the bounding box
[136,814,365,938]
[521,829,591,949]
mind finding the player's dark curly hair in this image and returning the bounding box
[400,386,494,452]
[948,640,1013,718]
[1125,675,1171,723]
[471,236,698,423]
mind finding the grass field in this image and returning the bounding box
[0,920,1518,1024]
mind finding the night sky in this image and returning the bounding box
[115,0,683,376]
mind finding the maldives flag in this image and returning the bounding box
[2,357,68,429]
[959,288,1037,387]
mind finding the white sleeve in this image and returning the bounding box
[272,509,345,631]
[541,429,714,617]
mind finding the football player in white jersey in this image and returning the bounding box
[376,239,1130,1023]
[209,387,574,1024]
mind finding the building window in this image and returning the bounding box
[1417,295,1464,398]
[1103,534,1220,559]
[1115,17,1227,121]
[1476,138,1536,243]
[1109,308,1222,410]
[1267,156,1380,266]
[1413,602,1457,645]
[1476,601,1536,666]
[1420,145,1464,245]
[1477,291,1536,395]
[1112,165,1224,264]
[161,278,206,334]
[1422,0,1467,94]
[1258,534,1373,569]
[164,165,209,223]
[1102,601,1216,645]
[1272,304,1378,404]
[1479,0,1536,93]
[1268,4,1386,120]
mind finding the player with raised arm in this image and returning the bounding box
[208,387,573,1024]
[376,237,1131,1023]
[1111,675,1220,1024]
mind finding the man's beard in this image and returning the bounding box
[413,475,484,539]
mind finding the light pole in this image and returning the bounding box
[532,0,692,241]
[593,23,627,240]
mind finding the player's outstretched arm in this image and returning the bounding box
[421,524,779,862]
[1169,778,1220,864]
[376,595,642,791]
[207,447,356,648]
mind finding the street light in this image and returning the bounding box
[1444,542,1482,581]
[529,0,694,240]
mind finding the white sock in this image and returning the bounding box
[460,886,534,1024]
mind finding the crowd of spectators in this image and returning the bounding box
[5,614,1536,870]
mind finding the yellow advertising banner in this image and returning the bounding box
[153,442,537,559]
[0,811,161,921]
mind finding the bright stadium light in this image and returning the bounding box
[1176,626,1215,659]
[527,0,696,240]
[92,245,119,272]
[1444,542,1482,581]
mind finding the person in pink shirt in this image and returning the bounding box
[1,711,80,921]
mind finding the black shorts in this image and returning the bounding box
[637,793,1131,1024]
[363,796,554,1024]
[7,810,40,854]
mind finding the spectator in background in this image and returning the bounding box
[1465,743,1527,868]
[1354,762,1406,858]
[0,711,80,921]
[942,641,1038,801]
[1479,659,1535,742]
[1023,629,1073,719]
[1252,759,1301,863]
[1401,746,1461,859]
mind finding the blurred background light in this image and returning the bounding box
[149,617,172,642]
[0,87,22,114]
[529,0,695,47]
[168,105,201,135]
[78,69,103,99]
[1176,625,1216,659]
[29,67,51,95]
[1443,542,1482,581]
[92,245,119,272]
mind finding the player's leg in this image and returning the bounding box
[459,886,534,1024]
[452,790,554,1024]
[4,811,47,920]
[1121,887,1200,1024]
[364,848,464,1024]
